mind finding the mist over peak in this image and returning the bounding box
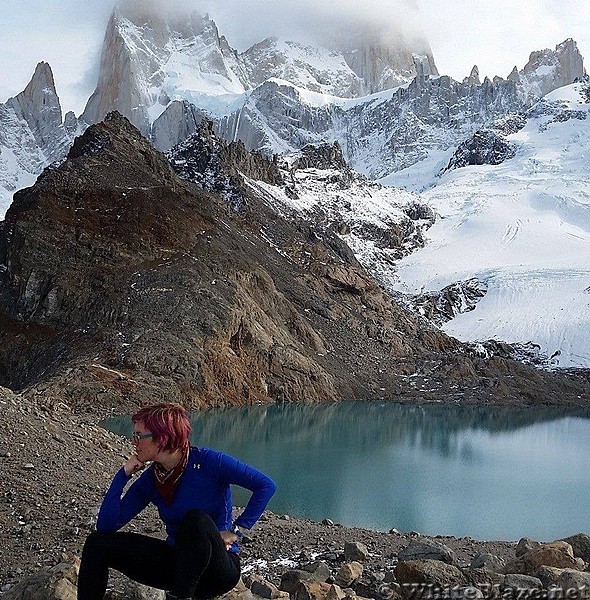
[114,0,431,55]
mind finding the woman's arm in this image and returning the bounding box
[96,464,152,532]
[216,452,277,529]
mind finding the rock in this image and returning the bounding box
[561,534,590,562]
[291,582,332,600]
[322,519,335,526]
[442,130,516,173]
[2,560,79,600]
[516,538,542,558]
[22,464,35,470]
[524,542,583,573]
[463,568,505,591]
[395,560,467,596]
[326,585,347,600]
[249,576,281,599]
[300,562,331,583]
[470,554,505,571]
[344,542,370,562]
[533,566,564,589]
[450,587,484,600]
[335,563,364,587]
[503,574,542,590]
[556,569,590,591]
[281,568,332,594]
[398,540,456,565]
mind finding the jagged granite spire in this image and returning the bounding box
[5,62,68,161]
[0,62,74,211]
[81,1,245,135]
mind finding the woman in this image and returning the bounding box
[78,403,277,600]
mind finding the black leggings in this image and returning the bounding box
[77,509,241,600]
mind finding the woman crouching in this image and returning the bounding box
[78,403,277,600]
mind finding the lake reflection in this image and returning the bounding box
[103,402,590,541]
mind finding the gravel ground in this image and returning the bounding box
[0,390,520,593]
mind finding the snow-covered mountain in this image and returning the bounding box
[0,62,76,214]
[390,80,590,368]
[81,0,437,138]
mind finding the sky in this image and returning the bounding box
[0,0,588,115]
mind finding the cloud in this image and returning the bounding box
[0,0,588,115]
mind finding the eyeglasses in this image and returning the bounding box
[131,432,154,443]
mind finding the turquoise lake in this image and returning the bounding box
[102,401,590,541]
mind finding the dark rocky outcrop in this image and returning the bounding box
[410,279,487,327]
[0,112,588,409]
[169,119,283,209]
[442,131,516,173]
[291,143,351,173]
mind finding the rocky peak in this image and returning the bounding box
[291,142,351,172]
[518,38,586,101]
[81,1,245,135]
[463,65,481,86]
[169,118,283,208]
[5,62,66,161]
[337,31,439,93]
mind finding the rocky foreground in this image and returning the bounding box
[1,391,590,600]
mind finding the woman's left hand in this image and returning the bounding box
[219,530,239,550]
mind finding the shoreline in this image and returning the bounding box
[2,392,587,592]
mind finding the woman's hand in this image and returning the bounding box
[219,530,239,550]
[124,455,146,477]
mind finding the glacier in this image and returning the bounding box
[390,82,590,368]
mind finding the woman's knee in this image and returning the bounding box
[81,530,115,557]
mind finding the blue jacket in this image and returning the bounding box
[97,446,277,551]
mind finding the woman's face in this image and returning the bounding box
[132,420,159,463]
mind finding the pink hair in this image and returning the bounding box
[132,403,192,452]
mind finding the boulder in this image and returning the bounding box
[281,571,315,593]
[463,568,505,592]
[335,563,364,587]
[325,585,347,600]
[504,542,584,575]
[3,560,79,600]
[248,576,281,599]
[395,560,467,596]
[470,554,505,571]
[398,540,456,565]
[556,569,590,591]
[344,543,370,562]
[533,567,564,589]
[561,534,590,563]
[503,574,542,590]
[301,562,332,582]
[291,582,332,600]
[523,542,583,573]
[516,538,542,558]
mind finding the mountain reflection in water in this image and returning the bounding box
[102,402,590,541]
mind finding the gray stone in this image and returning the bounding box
[534,566,564,589]
[300,562,331,582]
[398,539,456,565]
[503,574,542,590]
[280,571,315,594]
[556,569,590,592]
[250,577,281,599]
[470,553,505,571]
[516,538,543,558]
[561,534,590,563]
[344,542,370,562]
